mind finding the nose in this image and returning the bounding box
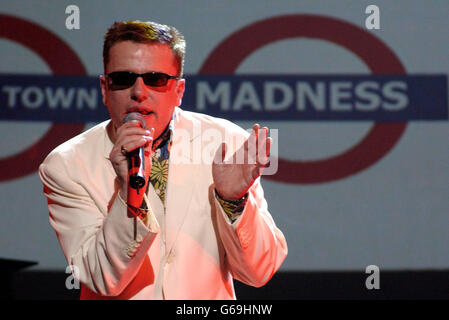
[130,76,149,102]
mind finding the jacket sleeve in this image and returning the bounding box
[39,155,159,296]
[213,178,288,287]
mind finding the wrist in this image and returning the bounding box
[215,189,248,223]
[214,189,246,202]
[215,189,248,208]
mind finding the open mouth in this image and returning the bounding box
[127,109,152,116]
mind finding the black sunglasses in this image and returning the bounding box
[106,71,181,90]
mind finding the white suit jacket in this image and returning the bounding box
[39,108,288,300]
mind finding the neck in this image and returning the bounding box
[106,121,117,144]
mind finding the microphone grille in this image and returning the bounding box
[122,112,146,129]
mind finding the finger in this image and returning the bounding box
[246,124,259,164]
[115,122,151,150]
[248,123,259,145]
[117,124,151,140]
[213,142,227,164]
[258,137,272,170]
[253,123,260,131]
[252,123,260,145]
[116,125,153,147]
[257,126,268,149]
[257,139,268,167]
[265,136,272,157]
[222,142,227,162]
[256,127,269,165]
[119,135,153,155]
[252,138,271,180]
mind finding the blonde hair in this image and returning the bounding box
[103,20,186,76]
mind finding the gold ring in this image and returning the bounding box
[120,146,127,156]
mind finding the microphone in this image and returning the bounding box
[122,112,148,209]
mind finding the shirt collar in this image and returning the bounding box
[152,114,174,152]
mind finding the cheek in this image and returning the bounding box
[168,90,183,105]
[153,92,176,110]
[107,91,127,108]
[105,93,127,120]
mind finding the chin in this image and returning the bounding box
[143,117,156,129]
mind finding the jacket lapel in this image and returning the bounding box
[164,109,202,255]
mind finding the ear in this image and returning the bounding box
[99,75,108,106]
[175,79,185,107]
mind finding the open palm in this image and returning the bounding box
[212,124,271,200]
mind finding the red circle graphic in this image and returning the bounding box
[200,14,407,183]
[0,15,86,181]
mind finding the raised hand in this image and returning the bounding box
[212,124,271,200]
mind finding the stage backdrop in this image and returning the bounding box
[0,0,448,272]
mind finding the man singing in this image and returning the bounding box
[39,20,287,299]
